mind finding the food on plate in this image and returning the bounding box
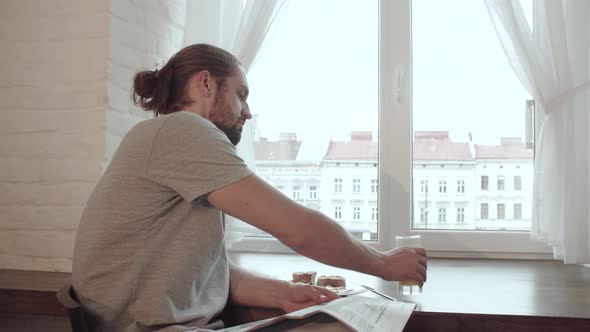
[316,275,346,288]
[292,271,317,285]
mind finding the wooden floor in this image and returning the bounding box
[1,254,590,331]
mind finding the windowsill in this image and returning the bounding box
[2,255,588,331]
[229,252,590,321]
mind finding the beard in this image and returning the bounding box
[209,94,243,146]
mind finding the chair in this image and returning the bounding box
[56,284,96,332]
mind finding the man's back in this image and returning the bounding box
[72,112,253,331]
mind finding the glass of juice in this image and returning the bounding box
[395,235,423,295]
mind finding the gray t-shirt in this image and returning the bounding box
[72,111,253,331]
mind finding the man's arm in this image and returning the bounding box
[208,174,427,285]
[229,262,338,313]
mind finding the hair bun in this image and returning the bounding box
[133,70,158,99]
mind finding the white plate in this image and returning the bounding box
[324,287,368,296]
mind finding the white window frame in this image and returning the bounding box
[457,179,465,194]
[438,179,447,194]
[497,175,505,191]
[292,185,301,200]
[514,175,522,191]
[371,179,378,193]
[232,0,550,257]
[309,185,318,200]
[334,206,342,220]
[457,207,465,223]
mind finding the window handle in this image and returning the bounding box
[396,66,406,104]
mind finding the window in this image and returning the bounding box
[334,178,343,193]
[457,207,465,223]
[419,208,427,222]
[292,186,301,200]
[514,203,522,219]
[371,207,377,221]
[439,179,447,194]
[497,203,505,220]
[334,206,342,220]
[353,207,361,220]
[514,176,522,191]
[480,203,489,220]
[457,179,465,194]
[438,208,446,222]
[497,176,505,191]
[420,179,429,193]
[352,179,361,193]
[230,0,547,256]
[481,176,489,190]
[309,185,318,200]
[371,179,378,193]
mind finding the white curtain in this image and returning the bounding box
[184,0,291,247]
[484,0,590,263]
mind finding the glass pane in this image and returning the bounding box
[246,0,379,241]
[411,0,533,231]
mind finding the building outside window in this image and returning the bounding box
[438,207,446,222]
[457,207,465,222]
[497,175,505,191]
[481,176,488,190]
[457,179,465,194]
[481,203,489,219]
[334,206,342,220]
[309,185,318,200]
[353,206,361,220]
[439,179,447,194]
[514,203,522,219]
[497,203,505,219]
[514,175,522,191]
[334,178,342,193]
[371,207,377,221]
[353,178,361,193]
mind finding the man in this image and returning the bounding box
[72,44,427,331]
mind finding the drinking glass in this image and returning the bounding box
[395,235,423,295]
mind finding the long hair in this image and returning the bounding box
[132,44,240,117]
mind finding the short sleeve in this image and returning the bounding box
[146,112,254,201]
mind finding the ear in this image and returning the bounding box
[192,70,214,98]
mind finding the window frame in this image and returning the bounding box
[231,0,551,257]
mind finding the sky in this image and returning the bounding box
[246,0,532,147]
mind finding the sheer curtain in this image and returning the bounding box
[184,0,291,247]
[484,0,590,263]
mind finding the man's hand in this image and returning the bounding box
[380,247,428,288]
[278,283,340,313]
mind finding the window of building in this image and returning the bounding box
[309,185,318,200]
[514,176,522,191]
[514,203,522,219]
[438,208,446,222]
[334,206,342,220]
[420,179,429,193]
[292,186,301,200]
[371,179,378,193]
[334,178,343,193]
[481,176,489,190]
[457,179,465,194]
[497,176,505,191]
[353,178,361,193]
[371,207,377,221]
[457,207,465,222]
[481,203,489,220]
[419,207,427,222]
[353,206,361,220]
[439,179,447,194]
[497,203,505,220]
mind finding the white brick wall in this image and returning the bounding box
[0,0,186,272]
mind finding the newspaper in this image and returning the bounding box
[219,295,416,332]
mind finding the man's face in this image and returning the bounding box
[208,67,251,145]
